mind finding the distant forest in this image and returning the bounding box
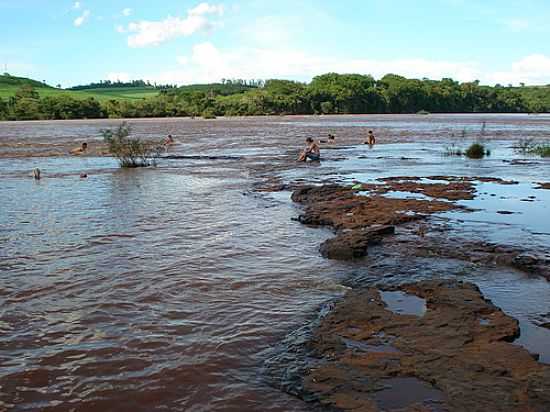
[68,79,177,91]
[1,73,549,121]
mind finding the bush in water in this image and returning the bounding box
[465,143,490,159]
[102,122,162,167]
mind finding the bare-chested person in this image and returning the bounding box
[298,137,321,162]
[70,142,88,155]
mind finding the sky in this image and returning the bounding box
[1,0,550,87]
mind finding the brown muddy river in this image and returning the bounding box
[1,115,550,411]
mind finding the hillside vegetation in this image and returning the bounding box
[0,73,548,121]
[0,74,160,102]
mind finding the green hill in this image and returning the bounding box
[0,74,160,102]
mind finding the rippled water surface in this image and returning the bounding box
[1,115,550,411]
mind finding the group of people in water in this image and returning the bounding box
[62,129,372,173]
[298,130,376,162]
[67,134,178,158]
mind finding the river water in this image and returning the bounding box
[1,115,550,411]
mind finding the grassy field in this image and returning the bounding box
[0,75,160,102]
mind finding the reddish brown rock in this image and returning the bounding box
[535,182,550,190]
[292,184,466,260]
[303,280,550,412]
[319,226,395,260]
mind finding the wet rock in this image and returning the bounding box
[301,280,550,412]
[292,184,466,260]
[319,226,395,260]
[512,254,539,272]
[496,210,515,215]
[535,182,550,190]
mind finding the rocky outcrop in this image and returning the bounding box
[303,280,550,412]
[319,226,395,260]
[292,184,465,260]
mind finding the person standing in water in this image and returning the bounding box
[364,130,376,145]
[298,137,321,162]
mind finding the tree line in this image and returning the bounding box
[68,79,177,90]
[1,73,548,121]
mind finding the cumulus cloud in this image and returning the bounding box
[74,10,90,27]
[148,42,481,85]
[122,2,223,47]
[488,54,550,85]
[73,1,81,9]
[122,8,132,17]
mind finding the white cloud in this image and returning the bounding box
[123,2,223,47]
[107,72,131,82]
[73,1,81,10]
[146,42,481,85]
[188,3,224,16]
[116,25,126,33]
[73,9,90,27]
[122,8,132,17]
[488,54,550,85]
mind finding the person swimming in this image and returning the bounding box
[298,137,321,162]
[70,142,88,155]
[164,134,175,145]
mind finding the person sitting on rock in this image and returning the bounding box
[70,142,88,156]
[298,137,321,162]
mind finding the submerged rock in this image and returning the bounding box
[301,280,550,412]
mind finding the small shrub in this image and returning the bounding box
[102,122,162,168]
[530,144,550,157]
[465,143,489,159]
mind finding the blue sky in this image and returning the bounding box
[1,0,550,87]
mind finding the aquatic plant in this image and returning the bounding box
[480,121,487,137]
[529,144,550,157]
[514,138,536,154]
[102,122,162,168]
[444,144,463,156]
[514,138,550,157]
[465,142,490,159]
